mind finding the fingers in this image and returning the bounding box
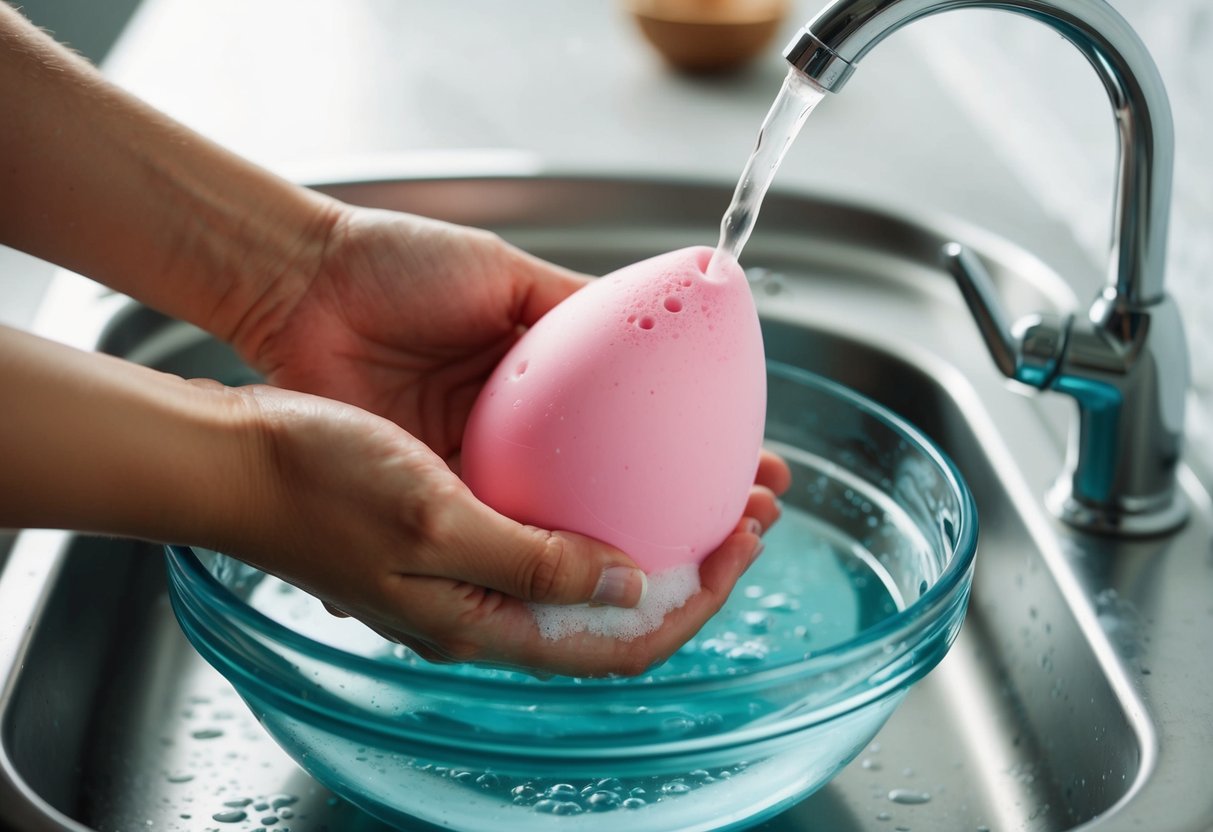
[743,486,782,533]
[434,496,648,608]
[484,527,764,678]
[757,448,793,495]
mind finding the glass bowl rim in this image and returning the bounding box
[166,360,977,699]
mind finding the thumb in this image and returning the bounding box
[509,249,593,327]
[447,502,648,607]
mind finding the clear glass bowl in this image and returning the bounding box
[165,361,977,831]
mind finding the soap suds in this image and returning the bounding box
[530,564,700,641]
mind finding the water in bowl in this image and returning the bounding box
[236,456,919,821]
[249,505,904,682]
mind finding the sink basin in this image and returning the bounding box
[2,173,1211,832]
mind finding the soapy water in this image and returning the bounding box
[231,499,907,819]
[236,501,907,815]
[530,563,701,642]
[247,500,905,684]
[710,67,826,274]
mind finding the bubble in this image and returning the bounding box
[530,564,699,641]
[586,790,622,810]
[742,611,773,633]
[534,799,583,815]
[663,297,683,313]
[758,592,801,612]
[544,783,578,799]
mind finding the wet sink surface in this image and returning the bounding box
[2,175,1211,832]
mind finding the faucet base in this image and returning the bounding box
[1047,478,1189,537]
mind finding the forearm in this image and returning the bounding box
[0,324,264,546]
[0,5,337,346]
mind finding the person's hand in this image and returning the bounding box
[232,206,592,468]
[228,384,790,678]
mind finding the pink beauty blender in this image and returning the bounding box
[461,246,766,573]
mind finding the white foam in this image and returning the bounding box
[529,564,701,642]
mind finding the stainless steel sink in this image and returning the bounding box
[2,174,1211,832]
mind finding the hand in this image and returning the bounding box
[233,384,791,678]
[234,206,590,467]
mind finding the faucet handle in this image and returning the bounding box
[941,242,1072,390]
[941,242,1188,536]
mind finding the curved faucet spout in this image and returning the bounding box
[786,0,1172,307]
[786,0,1188,536]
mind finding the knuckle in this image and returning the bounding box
[408,479,467,545]
[520,531,568,602]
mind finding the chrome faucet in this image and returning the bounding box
[785,0,1189,536]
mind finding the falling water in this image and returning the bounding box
[709,68,826,275]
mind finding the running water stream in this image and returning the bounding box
[709,68,827,274]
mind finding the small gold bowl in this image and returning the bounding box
[626,0,791,74]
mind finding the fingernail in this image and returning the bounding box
[744,517,762,536]
[592,566,648,608]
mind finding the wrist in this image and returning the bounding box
[188,185,346,350]
[0,326,271,549]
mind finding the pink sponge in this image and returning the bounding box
[462,246,766,573]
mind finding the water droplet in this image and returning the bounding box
[191,728,224,740]
[475,773,502,790]
[888,788,932,805]
[621,797,646,809]
[211,810,247,823]
[586,790,621,811]
[166,773,194,783]
[661,779,692,795]
[758,592,800,612]
[534,799,582,815]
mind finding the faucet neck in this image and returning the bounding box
[785,0,1174,308]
